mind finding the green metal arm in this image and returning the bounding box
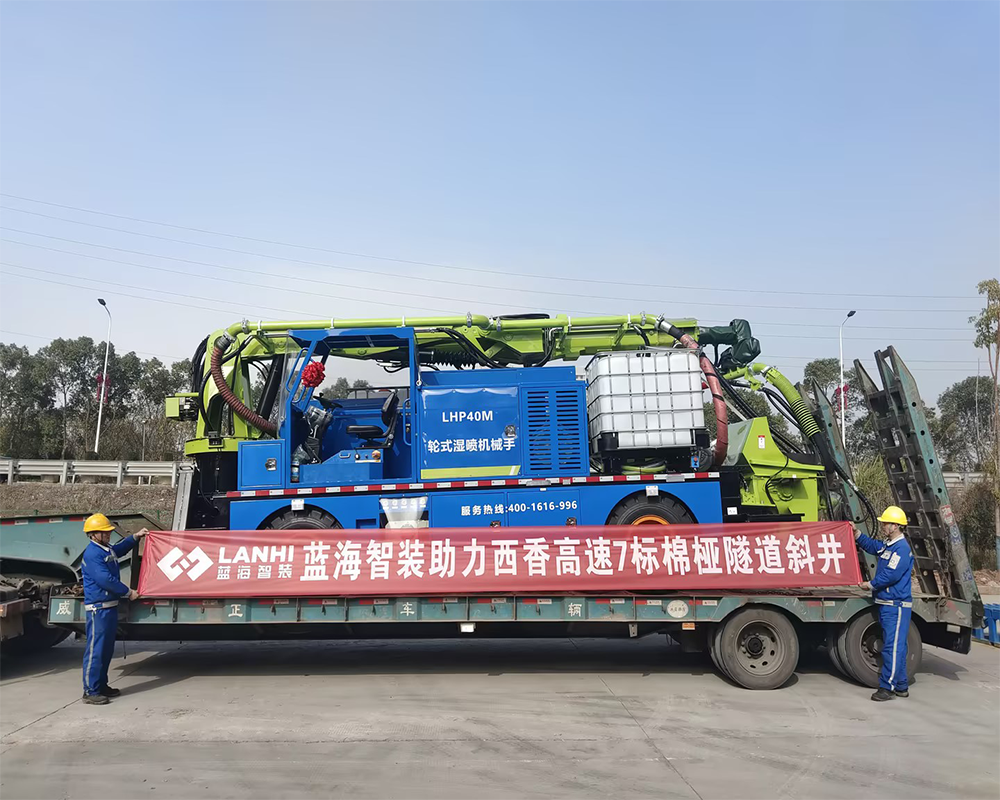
[172,312,702,453]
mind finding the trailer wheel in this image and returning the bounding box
[716,608,799,690]
[2,616,70,656]
[606,495,695,525]
[839,608,922,688]
[708,622,731,680]
[264,509,341,530]
[826,626,851,679]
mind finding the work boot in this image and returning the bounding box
[82,694,109,705]
[99,686,121,698]
[870,688,895,702]
[894,689,909,698]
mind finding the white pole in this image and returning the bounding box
[839,310,857,450]
[94,299,112,455]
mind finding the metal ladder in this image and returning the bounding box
[854,347,983,626]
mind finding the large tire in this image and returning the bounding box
[606,494,695,526]
[716,608,800,690]
[263,509,341,530]
[708,622,730,679]
[2,615,70,656]
[826,626,851,679]
[839,608,922,689]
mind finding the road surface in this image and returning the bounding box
[2,636,998,799]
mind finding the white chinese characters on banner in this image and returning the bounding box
[212,533,847,584]
[427,437,515,454]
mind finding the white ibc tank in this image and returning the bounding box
[585,349,706,450]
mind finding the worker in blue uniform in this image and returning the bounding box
[852,506,915,701]
[80,513,148,705]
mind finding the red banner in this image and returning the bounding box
[137,523,861,598]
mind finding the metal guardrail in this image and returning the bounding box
[973,604,1000,646]
[0,461,985,494]
[942,472,984,494]
[0,459,181,487]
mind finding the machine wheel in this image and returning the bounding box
[606,495,695,526]
[263,509,341,530]
[716,608,800,690]
[839,608,922,689]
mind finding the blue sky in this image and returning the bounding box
[1,1,997,401]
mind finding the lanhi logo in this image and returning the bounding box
[157,546,214,581]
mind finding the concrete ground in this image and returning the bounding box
[1,636,997,800]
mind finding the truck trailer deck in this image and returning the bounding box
[2,310,982,691]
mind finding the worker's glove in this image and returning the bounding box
[134,528,149,540]
[849,522,860,539]
[859,581,872,591]
[127,589,140,601]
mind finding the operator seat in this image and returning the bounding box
[345,391,400,448]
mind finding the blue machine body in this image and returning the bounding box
[230,481,724,530]
[230,325,724,530]
[417,367,588,480]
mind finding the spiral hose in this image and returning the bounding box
[210,335,278,435]
[657,318,728,468]
[747,364,821,440]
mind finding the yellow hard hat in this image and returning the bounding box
[83,513,116,534]
[877,506,908,526]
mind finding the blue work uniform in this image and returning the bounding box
[855,531,914,692]
[80,535,137,697]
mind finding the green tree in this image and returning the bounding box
[932,376,995,471]
[325,377,352,399]
[801,357,875,461]
[955,480,998,570]
[0,343,54,457]
[322,377,372,399]
[803,357,841,396]
[970,278,999,556]
[36,336,103,457]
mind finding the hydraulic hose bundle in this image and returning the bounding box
[728,362,880,528]
[657,318,728,468]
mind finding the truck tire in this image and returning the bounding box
[263,509,341,530]
[2,616,70,656]
[826,626,851,679]
[708,622,731,680]
[606,495,695,526]
[839,608,922,689]
[716,608,799,690]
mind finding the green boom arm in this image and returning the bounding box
[173,312,705,454]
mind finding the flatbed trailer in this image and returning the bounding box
[29,313,985,689]
[0,512,158,654]
[46,580,973,690]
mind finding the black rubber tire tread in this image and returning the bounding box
[840,607,922,689]
[908,623,923,678]
[717,607,800,690]
[826,626,850,679]
[605,494,696,525]
[709,622,730,679]
[834,621,866,684]
[2,616,71,656]
[263,509,341,530]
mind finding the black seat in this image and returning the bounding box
[345,391,400,447]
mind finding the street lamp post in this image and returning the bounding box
[94,298,112,455]
[839,310,857,450]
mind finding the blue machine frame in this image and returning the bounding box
[230,479,724,529]
[229,326,726,530]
